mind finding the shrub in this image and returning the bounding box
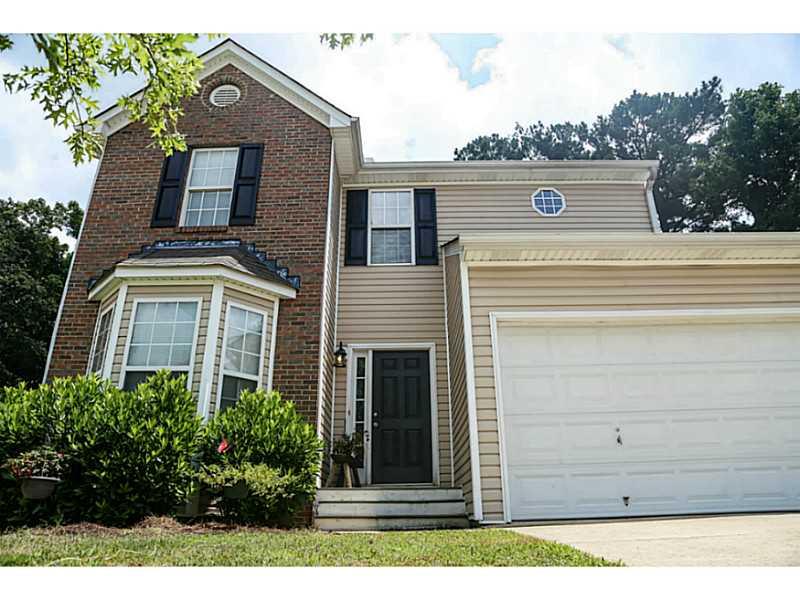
[197,463,313,525]
[200,389,322,524]
[0,371,202,526]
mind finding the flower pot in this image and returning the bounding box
[332,453,354,465]
[223,481,248,499]
[20,476,60,500]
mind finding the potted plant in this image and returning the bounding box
[4,448,68,500]
[331,433,362,465]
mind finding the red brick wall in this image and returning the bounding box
[47,64,332,425]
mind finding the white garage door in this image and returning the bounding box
[497,316,800,520]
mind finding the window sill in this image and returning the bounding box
[176,225,230,234]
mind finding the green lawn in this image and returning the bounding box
[0,522,619,566]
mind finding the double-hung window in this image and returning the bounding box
[88,305,114,374]
[368,190,414,265]
[181,148,239,226]
[122,300,200,391]
[219,304,267,413]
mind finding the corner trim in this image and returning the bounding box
[459,258,484,522]
[198,281,224,419]
[267,298,280,391]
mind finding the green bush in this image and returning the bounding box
[0,372,202,526]
[200,389,322,524]
[197,463,312,525]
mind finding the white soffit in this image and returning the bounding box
[457,232,800,266]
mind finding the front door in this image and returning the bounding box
[371,351,432,484]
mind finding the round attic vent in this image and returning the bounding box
[210,84,241,107]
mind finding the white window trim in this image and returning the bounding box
[178,147,240,227]
[213,300,269,415]
[366,188,416,266]
[86,303,115,375]
[344,342,439,486]
[119,296,204,391]
[531,187,566,217]
[345,350,370,484]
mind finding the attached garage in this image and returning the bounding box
[494,310,800,520]
[445,231,800,523]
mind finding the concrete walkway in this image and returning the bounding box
[512,513,800,566]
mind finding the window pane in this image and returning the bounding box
[229,306,246,330]
[177,302,197,322]
[135,302,156,322]
[123,370,183,392]
[151,323,174,344]
[355,400,364,421]
[220,375,257,413]
[371,191,411,227]
[155,302,177,323]
[355,378,365,399]
[128,344,148,366]
[170,344,192,366]
[244,332,261,354]
[246,311,263,333]
[149,344,170,366]
[371,228,412,264]
[242,352,260,376]
[90,309,114,373]
[173,322,195,344]
[356,357,365,377]
[225,348,243,372]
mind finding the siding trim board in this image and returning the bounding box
[199,281,225,419]
[101,284,127,381]
[459,259,483,522]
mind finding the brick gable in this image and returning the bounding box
[48,64,332,425]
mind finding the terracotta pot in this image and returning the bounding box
[20,476,60,500]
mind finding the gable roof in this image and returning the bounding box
[96,38,354,134]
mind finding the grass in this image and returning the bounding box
[0,521,620,567]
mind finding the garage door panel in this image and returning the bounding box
[498,319,800,520]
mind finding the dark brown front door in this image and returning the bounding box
[371,351,433,484]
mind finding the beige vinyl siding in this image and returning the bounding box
[436,183,652,240]
[467,264,800,521]
[444,253,473,512]
[110,285,212,397]
[207,287,275,420]
[318,161,342,466]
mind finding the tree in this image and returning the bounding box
[0,34,212,164]
[0,198,83,387]
[455,79,726,231]
[690,83,800,231]
[319,33,374,50]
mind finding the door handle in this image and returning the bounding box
[616,427,623,446]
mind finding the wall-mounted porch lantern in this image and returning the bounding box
[334,342,347,368]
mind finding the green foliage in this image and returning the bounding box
[691,83,800,231]
[197,463,314,525]
[0,34,215,164]
[0,372,202,527]
[201,389,322,473]
[3,448,68,479]
[200,389,322,523]
[0,198,83,387]
[319,33,374,50]
[331,433,362,459]
[455,78,727,231]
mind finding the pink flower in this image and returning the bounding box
[217,439,230,454]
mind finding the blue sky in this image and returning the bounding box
[1,33,799,210]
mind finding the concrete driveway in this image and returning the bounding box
[512,513,800,566]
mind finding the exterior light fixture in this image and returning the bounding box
[334,342,347,368]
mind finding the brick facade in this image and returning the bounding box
[47,64,332,425]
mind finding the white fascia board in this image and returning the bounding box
[458,231,800,266]
[88,264,297,302]
[98,39,352,136]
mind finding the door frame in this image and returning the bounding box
[344,342,439,486]
[490,307,800,523]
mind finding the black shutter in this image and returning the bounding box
[229,144,264,225]
[151,150,188,227]
[345,190,368,266]
[414,188,438,265]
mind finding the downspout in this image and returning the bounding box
[646,164,662,233]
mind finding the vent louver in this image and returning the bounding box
[210,84,241,107]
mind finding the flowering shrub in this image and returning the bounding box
[4,448,68,479]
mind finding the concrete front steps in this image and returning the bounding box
[314,487,469,531]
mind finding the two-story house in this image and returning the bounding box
[45,39,800,530]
